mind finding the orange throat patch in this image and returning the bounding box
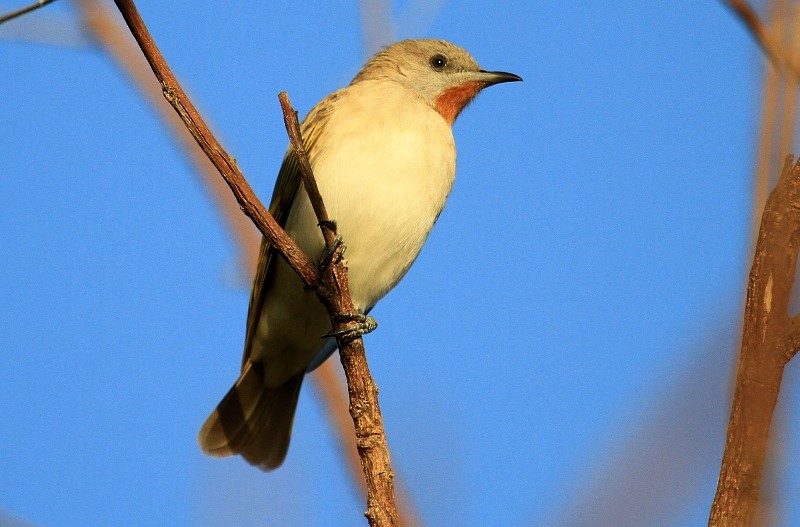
[434,81,483,125]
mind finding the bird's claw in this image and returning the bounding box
[303,234,346,292]
[318,235,345,272]
[322,313,378,341]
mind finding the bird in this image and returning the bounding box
[198,39,521,470]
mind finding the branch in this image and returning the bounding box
[723,0,800,79]
[0,0,57,25]
[278,92,337,247]
[111,0,317,287]
[110,1,399,524]
[74,0,261,275]
[277,91,400,526]
[73,3,416,522]
[310,361,423,527]
[708,156,800,526]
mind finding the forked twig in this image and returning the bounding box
[111,0,399,524]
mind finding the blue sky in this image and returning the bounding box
[2,1,797,526]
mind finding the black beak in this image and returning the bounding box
[477,70,523,86]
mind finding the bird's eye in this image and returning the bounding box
[430,54,448,71]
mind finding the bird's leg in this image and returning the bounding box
[317,235,345,271]
[317,219,345,271]
[313,218,377,340]
[303,220,345,292]
[323,313,378,341]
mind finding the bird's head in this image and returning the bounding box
[352,39,522,125]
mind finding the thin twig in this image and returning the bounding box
[277,91,400,526]
[310,362,423,527]
[74,0,261,276]
[75,2,415,519]
[278,92,337,246]
[0,0,57,25]
[110,1,400,524]
[708,156,800,526]
[111,0,318,287]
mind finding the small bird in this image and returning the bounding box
[198,39,521,470]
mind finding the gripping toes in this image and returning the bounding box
[323,313,378,341]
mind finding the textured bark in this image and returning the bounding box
[279,93,399,526]
[708,156,800,526]
[112,0,318,287]
[113,1,400,524]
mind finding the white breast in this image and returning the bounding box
[288,80,457,310]
[254,80,456,384]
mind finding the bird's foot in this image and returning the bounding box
[303,230,345,292]
[317,234,345,272]
[322,313,378,341]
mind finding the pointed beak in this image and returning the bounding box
[474,70,523,86]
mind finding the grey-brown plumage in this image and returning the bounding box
[198,39,520,470]
[199,363,302,469]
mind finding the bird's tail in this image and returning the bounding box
[198,361,304,471]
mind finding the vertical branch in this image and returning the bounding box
[311,361,423,527]
[724,0,800,76]
[716,3,800,525]
[279,91,400,527]
[708,156,800,526]
[777,5,800,171]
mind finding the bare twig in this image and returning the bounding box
[0,0,57,25]
[324,275,399,527]
[111,0,318,287]
[74,0,261,275]
[708,156,800,526]
[277,90,399,526]
[110,1,399,524]
[752,20,780,232]
[74,2,411,518]
[278,92,337,247]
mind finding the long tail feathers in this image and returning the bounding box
[198,361,304,471]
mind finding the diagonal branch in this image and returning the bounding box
[278,92,337,247]
[708,156,800,526]
[111,0,318,287]
[277,91,400,527]
[0,0,57,25]
[74,0,261,276]
[110,1,399,524]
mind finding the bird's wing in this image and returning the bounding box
[241,93,339,367]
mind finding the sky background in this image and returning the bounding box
[2,1,798,526]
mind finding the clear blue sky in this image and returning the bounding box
[2,1,797,526]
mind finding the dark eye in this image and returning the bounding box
[430,54,448,71]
